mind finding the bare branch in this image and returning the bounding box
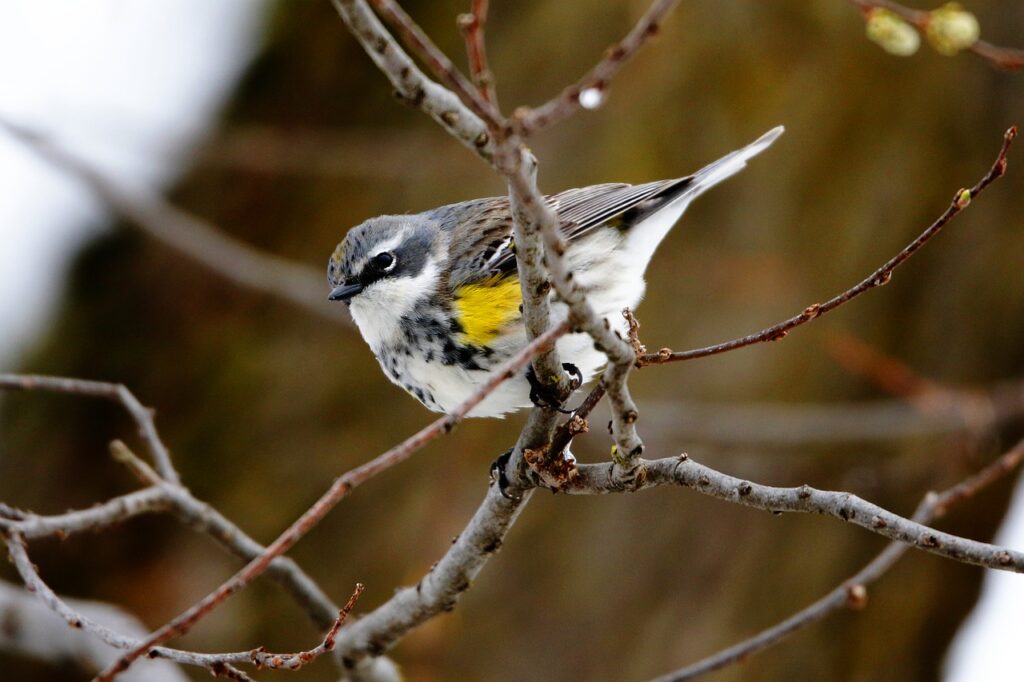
[641,126,1017,366]
[657,438,1024,681]
[505,158,644,468]
[0,120,339,326]
[516,0,681,135]
[2,532,255,680]
[331,0,497,164]
[0,488,170,540]
[0,377,342,629]
[567,453,1024,573]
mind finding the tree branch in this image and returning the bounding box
[850,0,1024,71]
[0,376,342,630]
[567,453,1024,573]
[368,0,501,128]
[0,374,180,484]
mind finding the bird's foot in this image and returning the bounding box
[489,447,521,500]
[526,362,583,413]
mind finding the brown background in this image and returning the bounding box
[2,1,1023,680]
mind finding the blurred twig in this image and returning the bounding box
[643,376,1024,447]
[0,119,343,326]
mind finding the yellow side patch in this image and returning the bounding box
[453,275,522,346]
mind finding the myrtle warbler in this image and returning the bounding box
[328,127,783,417]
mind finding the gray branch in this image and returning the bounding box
[567,455,1024,572]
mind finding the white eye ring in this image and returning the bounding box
[372,251,397,272]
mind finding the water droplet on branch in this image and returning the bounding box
[578,87,605,110]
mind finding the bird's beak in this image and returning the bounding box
[328,282,364,302]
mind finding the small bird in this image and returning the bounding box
[328,127,783,418]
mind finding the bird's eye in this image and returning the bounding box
[372,251,396,271]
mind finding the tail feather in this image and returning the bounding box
[624,126,784,262]
[687,125,785,195]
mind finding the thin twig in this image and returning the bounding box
[0,488,170,540]
[331,0,496,163]
[248,584,364,671]
[457,0,499,106]
[2,532,254,680]
[657,438,1024,681]
[516,0,681,135]
[0,375,341,629]
[641,127,1017,366]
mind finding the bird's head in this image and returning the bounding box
[328,216,444,334]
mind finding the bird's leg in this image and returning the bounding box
[526,362,582,413]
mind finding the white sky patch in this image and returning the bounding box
[0,0,266,367]
[944,472,1024,679]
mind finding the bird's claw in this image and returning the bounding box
[526,363,582,413]
[489,448,521,500]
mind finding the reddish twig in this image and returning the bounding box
[825,332,944,400]
[249,584,364,671]
[457,0,498,106]
[641,127,1017,366]
[516,0,681,134]
[657,438,1024,681]
[95,321,569,680]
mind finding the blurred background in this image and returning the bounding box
[1,1,1023,680]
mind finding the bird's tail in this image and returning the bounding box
[624,126,784,263]
[686,125,784,196]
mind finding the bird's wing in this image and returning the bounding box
[438,178,691,287]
